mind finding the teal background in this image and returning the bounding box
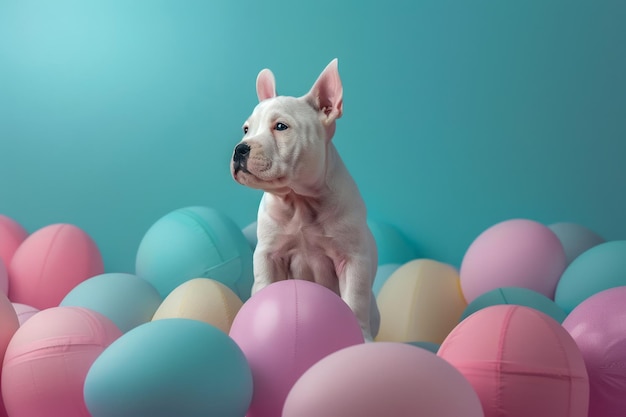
[1,0,625,273]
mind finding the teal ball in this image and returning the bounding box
[555,240,626,314]
[242,221,257,250]
[461,287,567,323]
[406,341,440,353]
[135,206,254,300]
[84,319,252,417]
[367,220,418,265]
[372,263,401,296]
[549,222,605,266]
[61,273,162,333]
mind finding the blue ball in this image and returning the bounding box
[406,341,440,353]
[61,273,162,333]
[372,263,401,296]
[461,287,567,323]
[84,318,253,417]
[555,240,626,314]
[367,219,418,265]
[241,221,257,250]
[549,222,605,266]
[135,206,254,300]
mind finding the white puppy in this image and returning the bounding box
[231,59,380,341]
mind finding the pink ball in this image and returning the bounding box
[2,306,122,417]
[229,280,364,417]
[562,286,626,417]
[8,224,104,309]
[283,342,483,417]
[0,292,20,417]
[0,259,7,296]
[0,215,28,272]
[460,219,566,303]
[11,303,40,326]
[438,305,588,417]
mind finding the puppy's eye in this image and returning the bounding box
[275,122,288,131]
[243,126,249,134]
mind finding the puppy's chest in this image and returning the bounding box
[271,220,345,287]
[273,219,342,259]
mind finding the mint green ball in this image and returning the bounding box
[135,206,253,300]
[461,287,567,323]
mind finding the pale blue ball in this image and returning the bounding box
[61,272,162,333]
[555,240,626,314]
[242,221,257,250]
[549,222,605,266]
[135,206,254,300]
[407,341,440,353]
[372,263,401,296]
[84,319,253,417]
[367,219,418,265]
[461,287,567,323]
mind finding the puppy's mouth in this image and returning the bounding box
[232,143,289,192]
[232,153,276,184]
[233,159,251,176]
[232,165,287,192]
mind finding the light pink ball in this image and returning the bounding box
[229,280,364,417]
[460,219,566,303]
[11,303,40,326]
[438,305,588,417]
[0,292,20,417]
[283,342,483,417]
[8,224,104,309]
[0,215,28,272]
[562,286,626,417]
[2,306,122,417]
[0,259,7,296]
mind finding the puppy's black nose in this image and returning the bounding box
[233,142,251,163]
[233,142,251,174]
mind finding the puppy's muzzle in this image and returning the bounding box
[233,142,251,174]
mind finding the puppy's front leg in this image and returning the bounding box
[251,245,287,295]
[339,260,380,342]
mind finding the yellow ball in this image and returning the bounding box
[152,278,243,333]
[375,259,467,344]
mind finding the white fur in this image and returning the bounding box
[231,59,380,341]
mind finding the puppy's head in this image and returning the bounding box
[231,59,343,196]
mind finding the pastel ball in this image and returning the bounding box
[549,222,605,266]
[367,219,419,265]
[438,305,589,417]
[555,240,626,314]
[135,206,254,301]
[372,263,401,296]
[406,341,440,353]
[562,286,626,417]
[242,221,257,250]
[152,278,243,334]
[84,318,252,417]
[461,287,567,323]
[61,273,162,333]
[0,214,28,272]
[283,342,483,417]
[229,280,364,417]
[2,307,122,417]
[460,218,566,303]
[8,224,104,309]
[376,259,466,344]
[11,303,39,326]
[0,259,7,296]
[0,292,20,417]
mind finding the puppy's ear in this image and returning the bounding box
[256,69,277,102]
[305,58,343,125]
